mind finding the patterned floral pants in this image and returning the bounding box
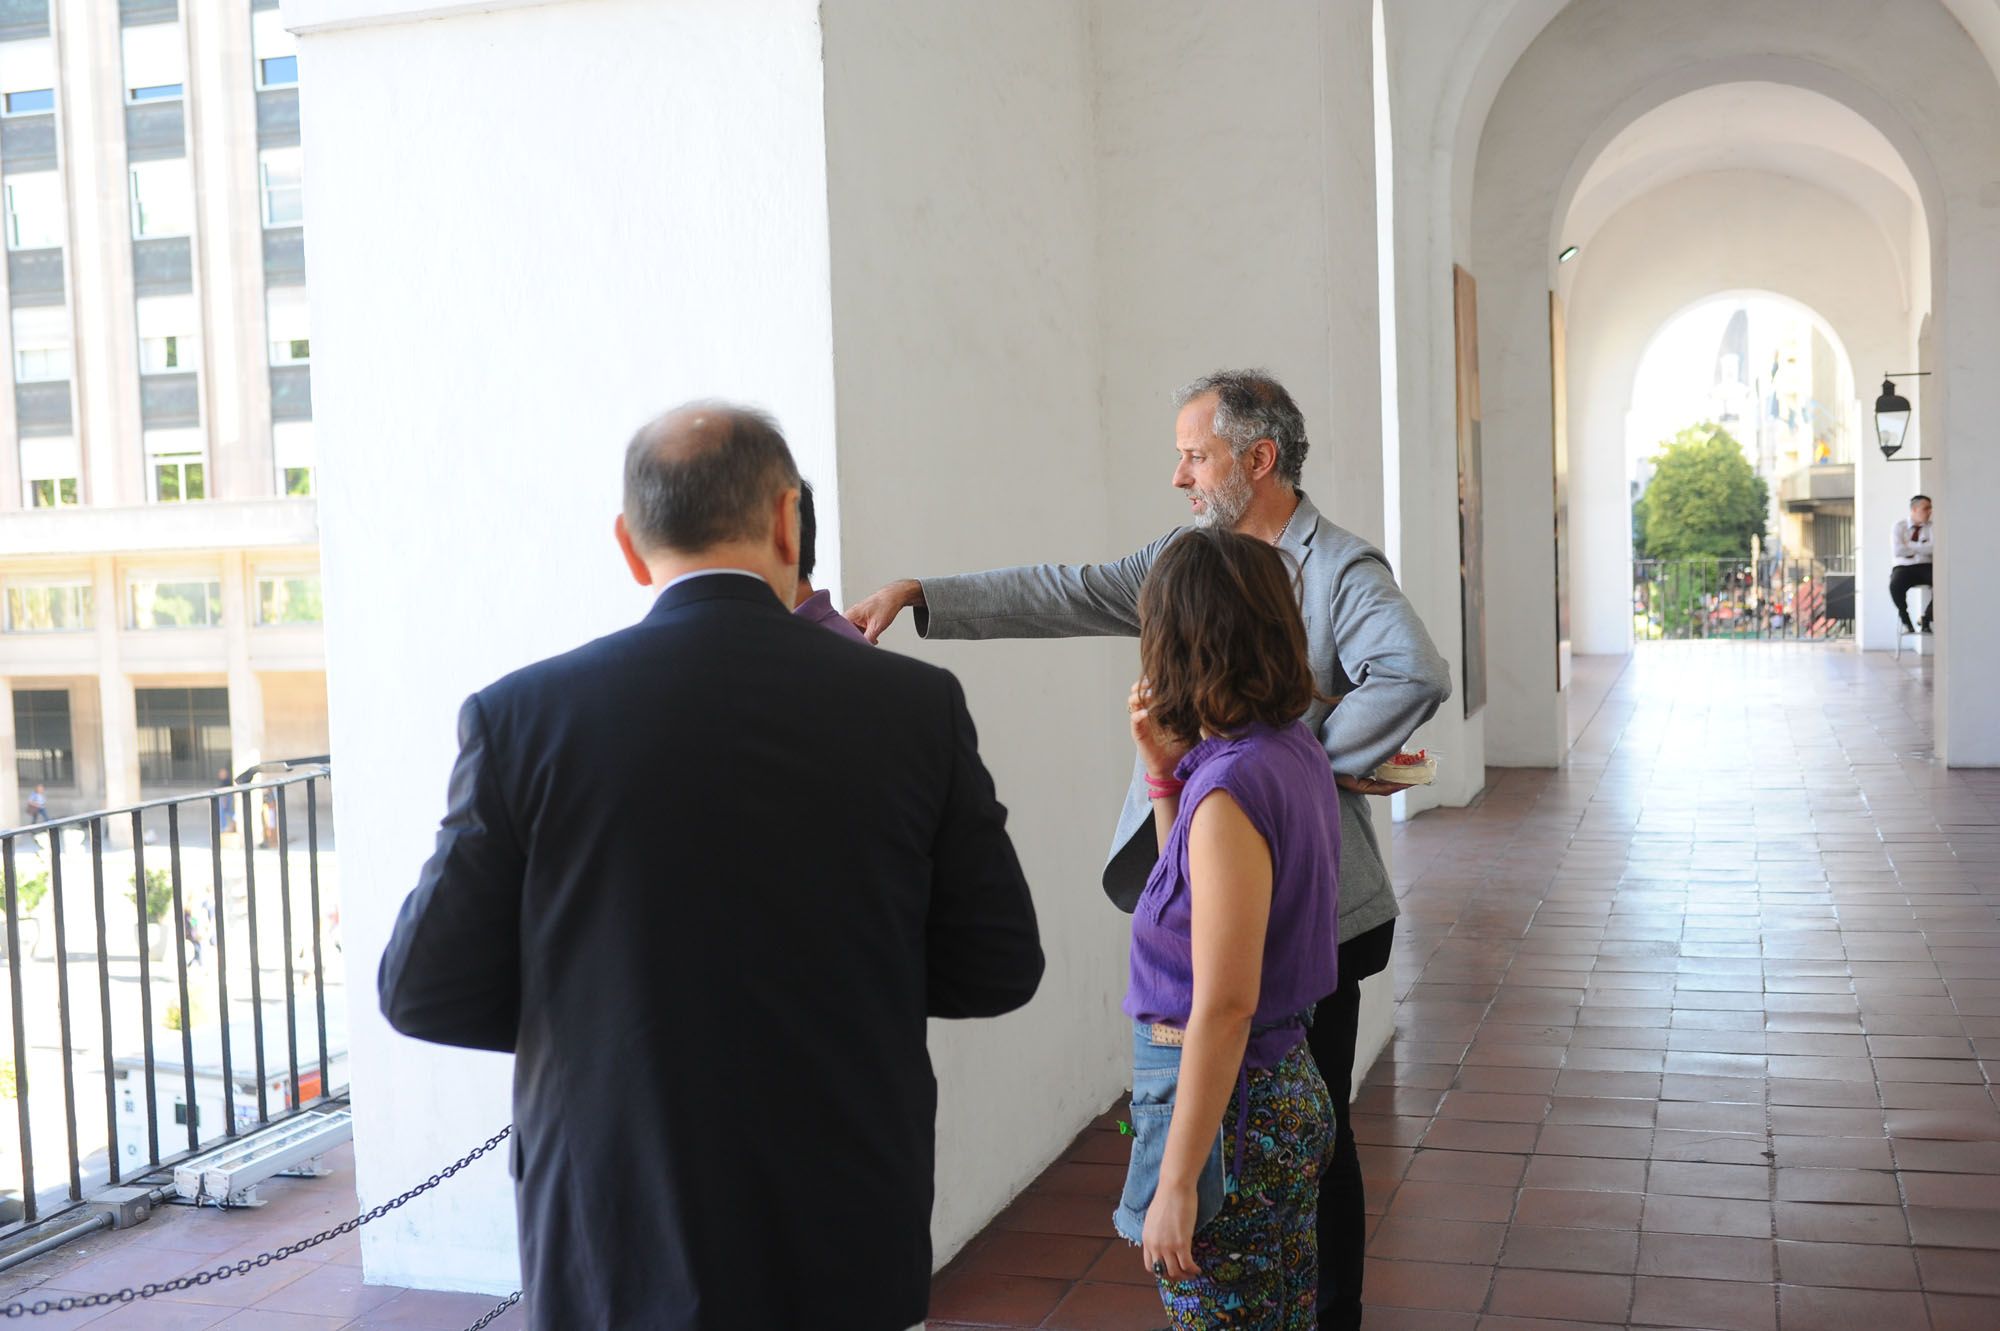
[1154,1041,1336,1330]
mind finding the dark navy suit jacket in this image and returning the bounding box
[379,572,1044,1331]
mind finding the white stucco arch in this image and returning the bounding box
[1564,171,1908,658]
[1461,0,2000,766]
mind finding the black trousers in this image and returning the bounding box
[1889,564,1932,626]
[1306,918,1396,1331]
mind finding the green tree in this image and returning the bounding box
[1633,423,1769,560]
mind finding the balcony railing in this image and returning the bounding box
[1633,557,1855,641]
[0,760,344,1240]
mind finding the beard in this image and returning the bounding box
[1190,460,1254,530]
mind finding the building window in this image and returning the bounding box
[13,306,70,383]
[144,428,206,503]
[251,10,297,89]
[273,420,314,496]
[128,576,221,630]
[259,147,302,229]
[14,689,76,788]
[255,573,321,625]
[4,172,63,250]
[121,22,185,105]
[137,293,200,373]
[135,686,231,785]
[28,477,77,507]
[4,580,92,632]
[129,159,194,239]
[0,37,56,122]
[151,455,204,502]
[265,286,309,365]
[19,435,80,509]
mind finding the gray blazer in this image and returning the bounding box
[917,491,1450,943]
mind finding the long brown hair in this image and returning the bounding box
[1138,527,1320,746]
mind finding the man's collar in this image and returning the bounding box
[645,569,786,622]
[1276,490,1321,554]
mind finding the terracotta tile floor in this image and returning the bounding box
[7,645,1994,1330]
[930,645,2000,1329]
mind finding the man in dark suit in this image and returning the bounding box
[378,401,1045,1331]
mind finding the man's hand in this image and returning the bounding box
[846,579,925,643]
[1336,773,1408,797]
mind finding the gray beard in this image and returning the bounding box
[1191,465,1254,530]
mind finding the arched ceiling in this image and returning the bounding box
[1448,0,2000,243]
[1561,82,1922,273]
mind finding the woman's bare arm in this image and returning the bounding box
[1141,789,1272,1279]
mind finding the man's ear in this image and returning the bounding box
[614,514,654,586]
[1250,438,1280,482]
[775,486,802,571]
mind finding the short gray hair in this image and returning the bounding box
[1173,370,1308,487]
[622,401,800,554]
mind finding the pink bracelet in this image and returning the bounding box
[1144,773,1184,800]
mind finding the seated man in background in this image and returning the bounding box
[1891,493,1934,633]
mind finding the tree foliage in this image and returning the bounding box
[1634,423,1769,560]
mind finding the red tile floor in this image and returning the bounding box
[929,646,2000,1330]
[6,645,1996,1330]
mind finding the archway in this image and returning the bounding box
[1603,292,1861,648]
[1450,0,2000,765]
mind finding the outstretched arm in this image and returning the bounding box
[846,533,1176,643]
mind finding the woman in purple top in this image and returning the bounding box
[1118,527,1342,1329]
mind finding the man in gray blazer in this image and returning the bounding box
[848,368,1449,1331]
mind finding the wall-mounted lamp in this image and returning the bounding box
[1874,372,1933,461]
[1557,245,1579,263]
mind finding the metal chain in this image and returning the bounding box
[1,1126,521,1329]
[465,1289,524,1329]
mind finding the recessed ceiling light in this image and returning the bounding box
[1558,245,1579,263]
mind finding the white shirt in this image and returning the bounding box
[1892,518,1934,567]
[658,568,769,594]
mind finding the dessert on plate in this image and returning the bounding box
[1372,749,1436,786]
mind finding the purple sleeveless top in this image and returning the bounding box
[1123,721,1342,1068]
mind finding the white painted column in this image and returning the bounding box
[56,0,145,508]
[1936,219,2000,764]
[185,0,273,502]
[93,557,139,812]
[220,551,264,773]
[288,0,838,1293]
[0,677,18,830]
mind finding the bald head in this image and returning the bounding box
[621,401,801,556]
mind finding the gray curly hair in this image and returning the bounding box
[1172,370,1309,488]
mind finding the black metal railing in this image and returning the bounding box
[1633,557,1856,641]
[0,759,342,1239]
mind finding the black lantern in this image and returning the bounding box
[1873,372,1931,462]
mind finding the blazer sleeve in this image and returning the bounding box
[377,694,527,1052]
[1318,554,1452,778]
[913,533,1176,641]
[925,673,1045,1018]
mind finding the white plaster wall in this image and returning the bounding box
[1090,0,1399,1186]
[1462,0,2000,766]
[1561,171,1909,654]
[289,0,837,1293]
[819,0,1129,1266]
[1379,0,1496,806]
